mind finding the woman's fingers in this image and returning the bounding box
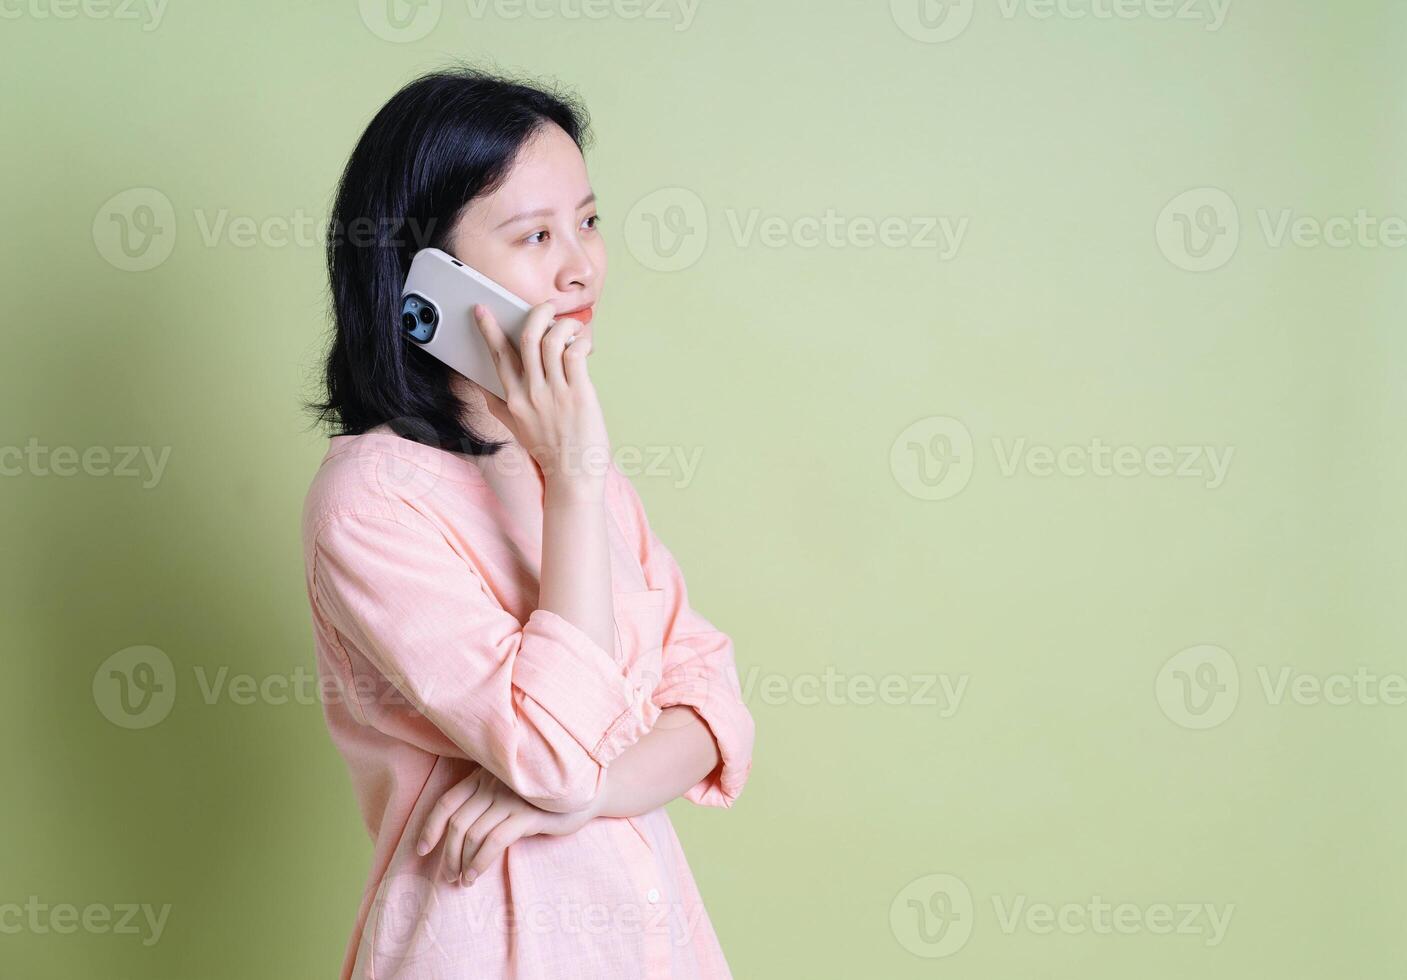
[562,326,592,388]
[472,304,523,400]
[516,301,556,391]
[418,769,482,856]
[472,297,610,490]
[460,811,534,885]
[422,768,554,887]
[455,799,515,884]
[541,316,581,391]
[440,788,495,883]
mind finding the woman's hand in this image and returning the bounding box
[472,301,610,495]
[416,766,602,886]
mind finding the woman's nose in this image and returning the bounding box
[556,241,598,289]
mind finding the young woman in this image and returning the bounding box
[301,66,756,979]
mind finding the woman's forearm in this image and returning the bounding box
[539,478,615,660]
[590,706,721,818]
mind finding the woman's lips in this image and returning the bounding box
[559,305,593,326]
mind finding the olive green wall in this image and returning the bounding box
[2,0,1403,976]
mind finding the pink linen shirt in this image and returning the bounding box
[300,384,755,980]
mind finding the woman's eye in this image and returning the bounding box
[525,216,598,244]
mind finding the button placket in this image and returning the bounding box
[622,675,646,703]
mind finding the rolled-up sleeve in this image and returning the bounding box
[310,507,662,813]
[611,471,756,809]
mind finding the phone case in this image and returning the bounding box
[400,247,533,401]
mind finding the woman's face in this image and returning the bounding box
[447,122,605,352]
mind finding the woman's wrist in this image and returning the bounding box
[584,775,615,821]
[544,473,606,507]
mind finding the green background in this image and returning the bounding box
[3,0,1403,976]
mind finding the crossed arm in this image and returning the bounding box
[410,476,738,883]
[311,471,754,887]
[416,704,722,885]
[591,705,722,817]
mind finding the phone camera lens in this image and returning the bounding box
[418,306,436,325]
[402,312,416,332]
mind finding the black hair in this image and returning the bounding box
[305,63,592,455]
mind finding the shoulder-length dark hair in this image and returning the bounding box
[306,63,592,455]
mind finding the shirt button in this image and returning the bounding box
[646,888,660,904]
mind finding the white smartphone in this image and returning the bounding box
[401,247,550,401]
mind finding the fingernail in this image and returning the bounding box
[416,840,428,855]
[464,871,477,886]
